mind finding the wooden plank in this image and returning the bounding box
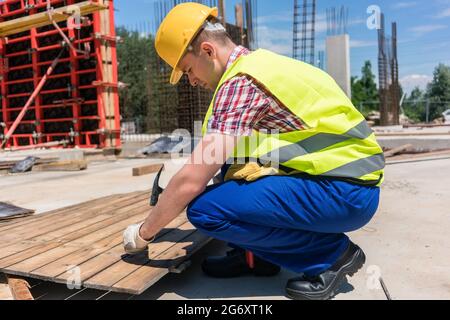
[0,192,148,244]
[83,219,196,291]
[0,194,149,265]
[5,275,33,300]
[111,231,211,294]
[32,160,88,172]
[0,191,144,232]
[53,214,189,286]
[0,193,118,229]
[0,191,147,235]
[2,209,149,277]
[132,163,164,177]
[0,1,108,37]
[32,214,188,282]
[384,144,414,158]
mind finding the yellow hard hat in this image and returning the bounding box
[155,3,219,85]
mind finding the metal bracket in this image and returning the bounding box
[94,33,122,44]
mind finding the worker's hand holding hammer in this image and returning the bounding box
[123,166,164,255]
[123,222,155,254]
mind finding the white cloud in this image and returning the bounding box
[258,12,293,24]
[392,2,419,9]
[256,25,292,56]
[400,74,433,93]
[315,13,328,34]
[409,24,448,36]
[350,40,377,48]
[435,8,450,18]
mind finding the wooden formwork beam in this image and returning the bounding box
[94,0,119,149]
[132,163,164,177]
[0,1,108,37]
[4,274,34,300]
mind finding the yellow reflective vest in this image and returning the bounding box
[202,49,385,186]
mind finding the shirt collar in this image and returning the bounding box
[226,46,250,70]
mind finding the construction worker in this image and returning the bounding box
[123,3,385,300]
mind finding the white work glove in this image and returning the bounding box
[123,222,155,255]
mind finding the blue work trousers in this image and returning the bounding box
[187,172,380,276]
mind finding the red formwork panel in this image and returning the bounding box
[0,0,121,149]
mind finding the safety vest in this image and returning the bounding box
[202,49,385,186]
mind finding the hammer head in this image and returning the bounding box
[150,166,165,206]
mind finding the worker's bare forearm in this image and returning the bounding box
[139,133,236,240]
[139,170,206,240]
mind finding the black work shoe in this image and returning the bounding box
[201,248,281,278]
[285,241,366,300]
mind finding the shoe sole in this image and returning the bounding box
[285,248,366,301]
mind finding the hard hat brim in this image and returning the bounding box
[170,68,184,85]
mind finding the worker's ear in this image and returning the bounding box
[200,42,216,59]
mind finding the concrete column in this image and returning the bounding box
[326,34,351,98]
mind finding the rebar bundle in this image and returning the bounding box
[378,13,400,126]
[293,0,316,65]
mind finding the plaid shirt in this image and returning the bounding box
[206,46,306,136]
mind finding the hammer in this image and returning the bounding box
[150,166,165,206]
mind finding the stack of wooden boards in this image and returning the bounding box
[0,191,210,295]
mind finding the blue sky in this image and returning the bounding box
[114,0,450,93]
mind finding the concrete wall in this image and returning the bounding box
[326,34,351,98]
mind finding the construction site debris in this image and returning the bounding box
[385,149,450,166]
[0,202,34,221]
[384,144,414,158]
[9,156,38,173]
[138,136,201,155]
[0,157,58,171]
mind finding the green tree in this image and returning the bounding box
[426,63,450,121]
[351,61,379,115]
[403,86,425,122]
[116,27,154,131]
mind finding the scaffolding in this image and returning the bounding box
[148,0,257,135]
[0,0,121,150]
[293,0,316,65]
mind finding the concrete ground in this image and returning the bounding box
[0,152,449,300]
